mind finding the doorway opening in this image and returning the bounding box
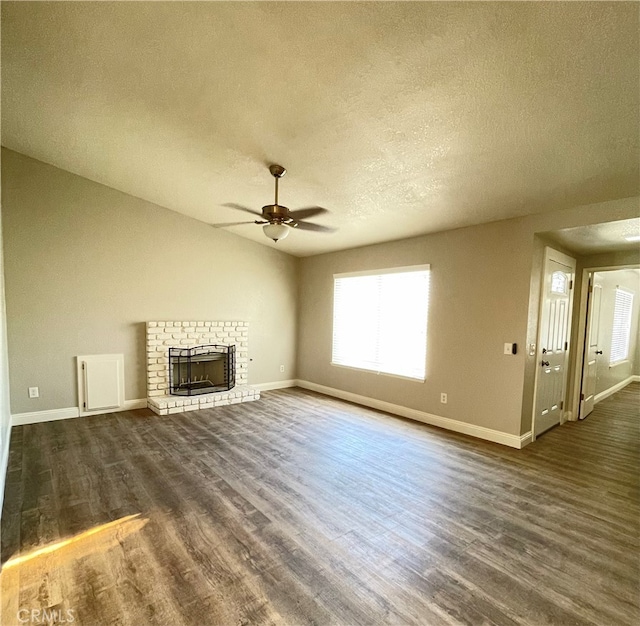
[576,267,639,420]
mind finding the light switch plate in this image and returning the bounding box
[504,343,513,355]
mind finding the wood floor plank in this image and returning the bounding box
[1,383,638,625]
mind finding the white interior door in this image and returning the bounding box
[579,277,602,419]
[534,251,575,438]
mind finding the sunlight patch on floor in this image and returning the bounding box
[3,513,148,570]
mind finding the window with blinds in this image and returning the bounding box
[332,265,430,380]
[610,288,634,364]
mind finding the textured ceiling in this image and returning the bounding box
[544,218,640,256]
[2,2,638,257]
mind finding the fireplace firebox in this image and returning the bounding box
[169,344,236,396]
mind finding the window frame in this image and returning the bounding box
[331,264,430,382]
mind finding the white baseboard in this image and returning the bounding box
[594,376,636,405]
[12,398,148,426]
[251,379,297,392]
[9,381,538,451]
[519,431,533,447]
[295,379,529,449]
[12,406,79,426]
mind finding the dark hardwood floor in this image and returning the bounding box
[1,384,638,625]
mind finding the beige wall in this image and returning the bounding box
[592,269,640,395]
[0,154,12,515]
[2,149,299,415]
[299,220,534,436]
[299,197,639,438]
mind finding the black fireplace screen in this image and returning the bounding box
[169,344,236,396]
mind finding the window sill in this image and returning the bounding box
[331,362,426,383]
[609,359,630,369]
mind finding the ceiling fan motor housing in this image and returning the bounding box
[261,204,292,223]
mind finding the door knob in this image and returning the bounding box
[595,350,603,355]
[542,348,547,354]
[541,360,550,367]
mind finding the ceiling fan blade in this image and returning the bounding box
[221,203,264,218]
[294,221,337,233]
[288,206,329,220]
[210,221,256,228]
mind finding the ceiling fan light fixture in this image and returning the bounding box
[263,222,289,242]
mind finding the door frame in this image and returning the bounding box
[567,262,640,424]
[531,247,576,442]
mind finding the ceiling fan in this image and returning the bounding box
[216,164,336,242]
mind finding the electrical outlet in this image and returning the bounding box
[440,392,447,404]
[28,386,39,399]
[279,365,284,373]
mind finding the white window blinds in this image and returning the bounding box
[610,288,634,364]
[332,266,430,380]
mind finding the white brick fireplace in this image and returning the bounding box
[145,321,259,415]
